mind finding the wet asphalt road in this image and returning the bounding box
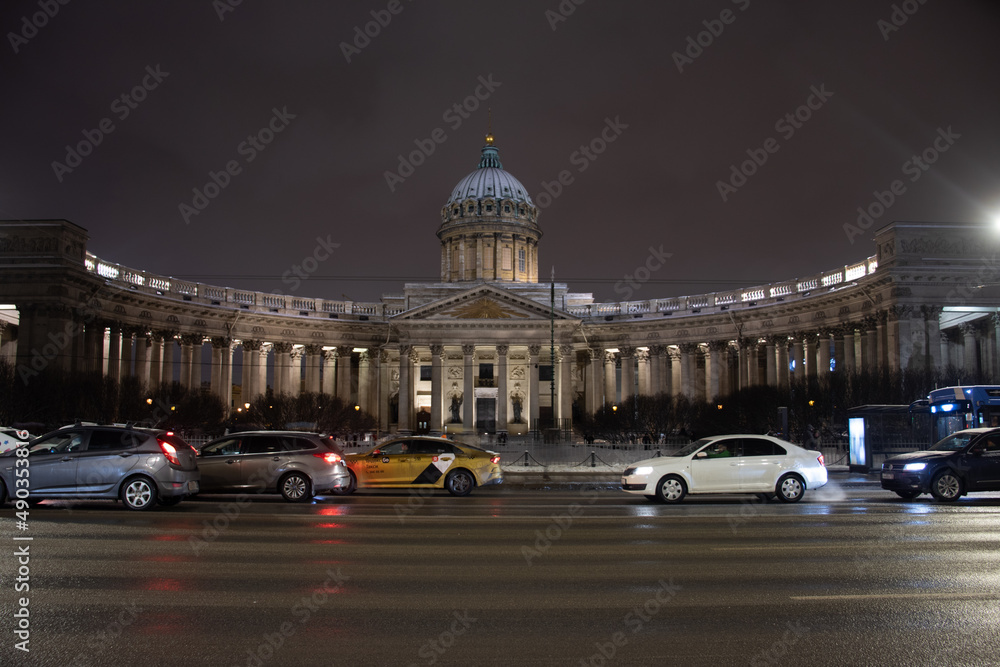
[2,477,1000,666]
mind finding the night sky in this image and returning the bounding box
[2,1,999,304]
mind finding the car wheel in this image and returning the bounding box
[121,476,158,511]
[655,475,686,503]
[775,474,805,503]
[930,470,963,502]
[157,496,184,506]
[280,473,312,502]
[330,471,356,496]
[894,490,920,500]
[445,470,475,497]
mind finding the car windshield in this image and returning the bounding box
[930,432,979,452]
[671,439,713,457]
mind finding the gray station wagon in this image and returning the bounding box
[195,431,351,502]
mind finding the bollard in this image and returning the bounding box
[590,451,596,468]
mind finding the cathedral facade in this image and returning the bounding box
[2,136,999,436]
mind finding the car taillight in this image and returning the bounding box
[158,439,181,466]
[314,452,342,465]
[491,456,500,464]
[817,454,825,467]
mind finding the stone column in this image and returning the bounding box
[240,340,261,402]
[803,335,815,380]
[305,344,323,394]
[398,345,413,434]
[559,345,574,428]
[586,347,604,415]
[708,341,726,399]
[791,336,804,383]
[496,344,509,435]
[923,308,942,373]
[765,338,777,386]
[379,348,391,434]
[776,338,789,389]
[191,336,204,391]
[321,349,336,395]
[84,322,104,375]
[337,347,353,402]
[463,345,476,432]
[257,345,269,395]
[107,322,121,381]
[669,348,680,397]
[210,337,228,399]
[604,350,617,406]
[636,348,650,396]
[179,335,195,390]
[135,335,150,387]
[363,349,376,413]
[619,345,635,404]
[430,344,444,436]
[679,343,696,399]
[841,330,855,374]
[962,323,979,376]
[148,333,162,387]
[271,342,290,395]
[887,306,912,373]
[119,329,134,378]
[876,310,888,370]
[648,345,663,396]
[817,332,831,381]
[737,339,749,390]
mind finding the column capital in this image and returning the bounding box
[496,344,509,356]
[180,333,203,346]
[462,344,476,356]
[921,305,943,320]
[304,343,323,355]
[618,345,635,358]
[272,341,293,354]
[212,336,234,349]
[241,339,263,351]
[707,340,728,352]
[430,344,445,356]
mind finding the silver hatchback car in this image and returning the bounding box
[0,425,200,510]
[195,431,351,502]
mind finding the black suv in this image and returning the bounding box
[880,428,1000,501]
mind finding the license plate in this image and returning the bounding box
[188,481,200,492]
[881,472,893,480]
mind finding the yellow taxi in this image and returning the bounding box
[336,436,502,496]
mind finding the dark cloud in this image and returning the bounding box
[2,0,998,303]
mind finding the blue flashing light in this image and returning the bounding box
[940,404,956,413]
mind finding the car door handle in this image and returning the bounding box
[61,456,73,462]
[118,452,134,457]
[272,456,281,461]
[226,459,239,464]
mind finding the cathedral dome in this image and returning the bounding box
[445,144,535,208]
[437,136,541,284]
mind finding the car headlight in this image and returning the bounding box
[903,462,927,471]
[633,466,653,476]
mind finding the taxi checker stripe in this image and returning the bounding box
[410,465,444,485]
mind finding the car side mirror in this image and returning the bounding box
[695,451,707,459]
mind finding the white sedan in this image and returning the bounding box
[621,434,828,503]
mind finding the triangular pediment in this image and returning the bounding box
[394,284,576,321]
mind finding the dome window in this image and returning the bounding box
[504,205,511,213]
[485,204,493,212]
[453,208,459,215]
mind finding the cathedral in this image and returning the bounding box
[1,133,999,437]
